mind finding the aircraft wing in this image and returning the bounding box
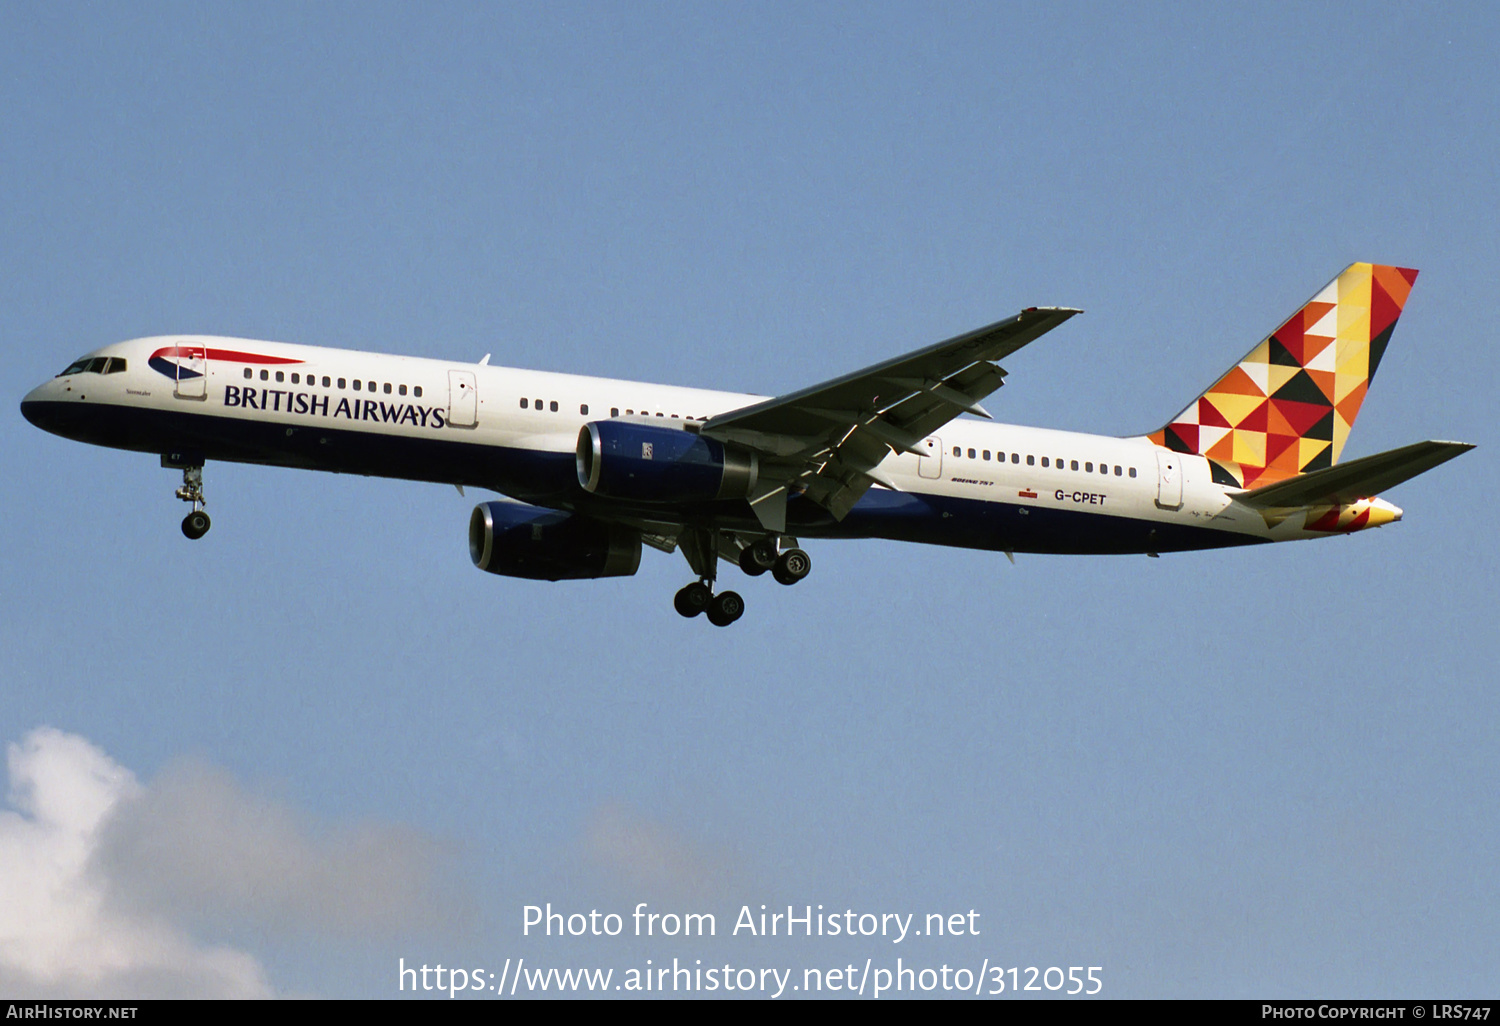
[700,306,1082,530]
[1235,439,1474,509]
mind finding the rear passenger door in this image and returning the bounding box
[1154,450,1183,510]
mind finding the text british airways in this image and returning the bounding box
[223,385,447,428]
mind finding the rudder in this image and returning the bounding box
[1148,263,1418,488]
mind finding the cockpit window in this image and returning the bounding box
[58,356,128,376]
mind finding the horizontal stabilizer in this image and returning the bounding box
[1236,440,1474,509]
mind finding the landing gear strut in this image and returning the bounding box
[673,528,745,627]
[174,463,211,540]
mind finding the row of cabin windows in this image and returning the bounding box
[60,357,127,375]
[519,398,705,421]
[243,367,422,397]
[952,445,1136,478]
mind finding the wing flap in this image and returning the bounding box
[702,306,1081,524]
[704,307,1077,439]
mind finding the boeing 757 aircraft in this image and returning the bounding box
[21,263,1472,626]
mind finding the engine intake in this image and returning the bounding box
[469,501,641,581]
[576,420,758,502]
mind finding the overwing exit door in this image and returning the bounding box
[448,370,477,427]
[917,436,943,479]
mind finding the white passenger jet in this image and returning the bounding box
[21,263,1471,626]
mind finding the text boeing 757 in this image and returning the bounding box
[21,263,1472,626]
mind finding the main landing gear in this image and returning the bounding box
[173,462,211,540]
[673,532,811,627]
[674,581,745,627]
[736,536,811,586]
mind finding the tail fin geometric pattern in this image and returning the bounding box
[1148,263,1418,488]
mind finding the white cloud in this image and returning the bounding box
[97,758,460,936]
[0,728,272,998]
[0,726,464,998]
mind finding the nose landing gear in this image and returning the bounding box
[169,460,211,540]
[182,508,211,540]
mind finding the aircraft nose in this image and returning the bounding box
[20,380,65,434]
[20,384,48,427]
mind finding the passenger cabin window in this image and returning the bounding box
[1011,453,1019,464]
[399,384,407,395]
[338,378,346,389]
[260,370,269,381]
[1041,457,1049,468]
[953,446,961,457]
[968,448,976,458]
[1026,455,1035,466]
[580,404,589,415]
[243,367,252,379]
[413,386,422,397]
[384,383,392,394]
[611,408,620,417]
[550,401,559,412]
[276,371,285,383]
[323,376,331,387]
[1114,465,1123,476]
[1129,467,1137,478]
[291,373,300,384]
[520,398,528,408]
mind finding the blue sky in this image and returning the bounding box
[2,1,1495,999]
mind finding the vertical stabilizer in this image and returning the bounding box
[1148,263,1418,488]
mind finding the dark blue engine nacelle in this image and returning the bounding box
[469,501,641,581]
[576,420,758,502]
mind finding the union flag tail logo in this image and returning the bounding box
[1148,263,1417,488]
